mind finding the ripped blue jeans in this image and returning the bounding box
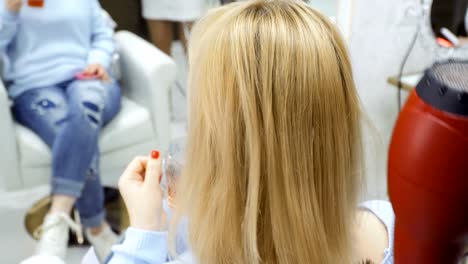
[12,79,121,228]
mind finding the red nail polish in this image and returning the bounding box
[151,150,160,159]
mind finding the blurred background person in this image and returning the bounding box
[0,0,121,262]
[141,0,215,122]
[98,0,148,39]
[142,0,208,55]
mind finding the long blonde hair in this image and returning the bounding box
[173,1,363,263]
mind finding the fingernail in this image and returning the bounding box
[151,150,160,159]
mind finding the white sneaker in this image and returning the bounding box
[33,211,83,260]
[85,224,119,262]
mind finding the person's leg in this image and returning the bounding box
[177,22,194,54]
[74,153,104,229]
[88,80,121,237]
[13,81,120,260]
[64,79,121,229]
[49,195,75,214]
[13,86,78,215]
[146,19,174,55]
[13,85,79,258]
[13,86,68,147]
[50,80,106,207]
[67,79,121,262]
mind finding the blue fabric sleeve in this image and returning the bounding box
[87,0,115,69]
[108,200,191,264]
[109,227,170,264]
[0,1,19,52]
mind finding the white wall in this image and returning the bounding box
[347,0,435,199]
[310,0,339,17]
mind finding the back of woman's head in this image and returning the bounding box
[174,1,363,263]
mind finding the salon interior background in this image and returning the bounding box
[0,0,448,263]
[0,0,439,198]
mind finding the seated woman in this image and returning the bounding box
[109,0,394,263]
[0,0,121,262]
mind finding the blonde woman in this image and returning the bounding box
[108,1,394,263]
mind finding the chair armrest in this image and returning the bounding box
[115,31,176,150]
[0,82,21,190]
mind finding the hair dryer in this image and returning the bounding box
[388,61,468,263]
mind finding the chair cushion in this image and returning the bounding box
[16,97,155,167]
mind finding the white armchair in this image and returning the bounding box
[0,31,177,191]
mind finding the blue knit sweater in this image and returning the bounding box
[0,0,114,98]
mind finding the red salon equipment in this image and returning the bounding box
[389,61,468,263]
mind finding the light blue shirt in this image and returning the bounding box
[107,200,395,264]
[0,0,115,98]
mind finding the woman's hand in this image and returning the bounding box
[118,151,168,231]
[5,0,22,13]
[82,63,110,81]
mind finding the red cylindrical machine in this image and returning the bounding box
[388,62,468,263]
